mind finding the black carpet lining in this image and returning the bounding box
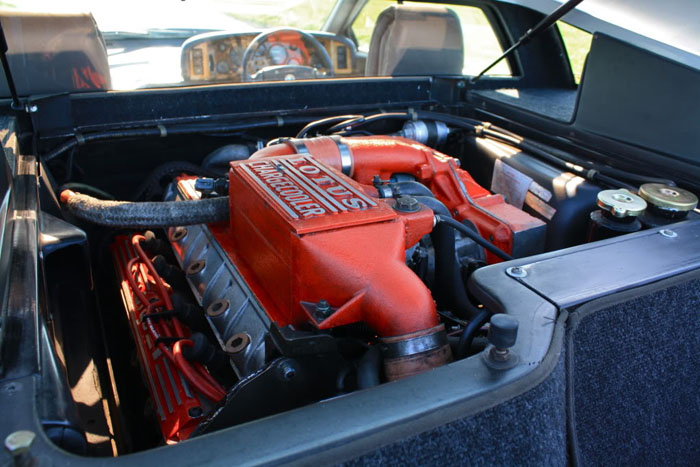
[343,337,567,465]
[472,88,578,122]
[342,272,700,466]
[569,274,700,465]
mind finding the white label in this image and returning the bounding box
[491,159,532,209]
[529,180,552,202]
[525,192,557,220]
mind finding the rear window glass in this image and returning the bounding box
[557,21,593,84]
[353,0,511,76]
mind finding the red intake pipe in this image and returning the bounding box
[251,136,545,262]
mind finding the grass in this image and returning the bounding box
[557,21,593,84]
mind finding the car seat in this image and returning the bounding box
[365,5,464,76]
[0,12,111,96]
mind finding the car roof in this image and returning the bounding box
[505,0,699,69]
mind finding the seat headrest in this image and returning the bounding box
[0,12,111,95]
[365,5,464,76]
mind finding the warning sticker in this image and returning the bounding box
[525,192,557,220]
[491,159,532,209]
[529,180,553,202]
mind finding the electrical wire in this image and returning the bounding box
[457,308,491,359]
[42,116,320,163]
[296,114,364,138]
[434,214,513,261]
[307,109,676,189]
[127,234,226,402]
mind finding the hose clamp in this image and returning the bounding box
[287,138,310,154]
[381,325,447,359]
[329,135,353,176]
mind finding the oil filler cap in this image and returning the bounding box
[596,189,647,218]
[638,183,698,213]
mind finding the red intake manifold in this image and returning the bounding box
[210,136,542,378]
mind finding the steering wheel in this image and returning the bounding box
[241,28,334,82]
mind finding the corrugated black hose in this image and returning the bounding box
[61,191,229,228]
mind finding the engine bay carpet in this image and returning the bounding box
[342,317,568,466]
[568,271,700,465]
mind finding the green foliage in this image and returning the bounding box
[557,21,593,84]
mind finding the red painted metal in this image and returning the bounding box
[223,154,438,337]
[111,235,208,443]
[251,136,544,262]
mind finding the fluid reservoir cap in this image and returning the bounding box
[597,189,647,218]
[638,183,698,213]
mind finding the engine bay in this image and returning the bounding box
[32,107,695,451]
[1,0,698,461]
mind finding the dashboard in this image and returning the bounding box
[181,30,361,83]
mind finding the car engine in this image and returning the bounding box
[58,128,549,442]
[53,112,698,448]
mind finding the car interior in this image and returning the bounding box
[0,0,698,465]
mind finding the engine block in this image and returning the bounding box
[169,153,450,380]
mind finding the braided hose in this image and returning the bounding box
[60,190,229,228]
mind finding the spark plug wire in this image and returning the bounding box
[127,234,226,402]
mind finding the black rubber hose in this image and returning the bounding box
[201,144,251,175]
[322,109,673,188]
[434,214,513,261]
[487,124,677,186]
[296,114,364,138]
[328,110,481,135]
[479,127,671,189]
[42,116,318,163]
[457,308,491,359]
[414,197,478,320]
[133,161,221,201]
[391,181,434,198]
[357,345,382,389]
[61,191,229,228]
[326,112,409,134]
[58,183,115,200]
[413,195,448,215]
[524,137,677,187]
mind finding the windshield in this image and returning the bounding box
[2,1,336,34]
[0,0,514,94]
[0,0,339,91]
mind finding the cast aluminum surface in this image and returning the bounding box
[167,182,270,379]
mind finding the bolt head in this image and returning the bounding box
[506,266,528,278]
[394,195,419,212]
[659,229,677,238]
[315,299,331,317]
[4,430,35,455]
[277,360,298,381]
